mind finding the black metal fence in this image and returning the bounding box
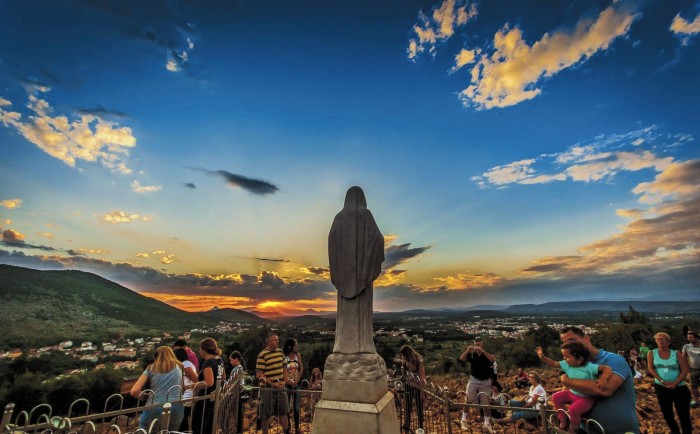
[1,371,609,434]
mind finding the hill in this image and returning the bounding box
[199,307,263,323]
[0,265,258,347]
[506,300,700,314]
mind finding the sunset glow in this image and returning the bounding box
[1,1,698,314]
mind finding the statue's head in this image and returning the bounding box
[344,186,367,208]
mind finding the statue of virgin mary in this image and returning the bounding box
[328,186,385,354]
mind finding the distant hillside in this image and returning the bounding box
[200,307,264,323]
[506,300,700,314]
[0,265,257,347]
[280,314,335,325]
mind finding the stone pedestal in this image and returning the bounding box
[311,353,400,434]
[311,387,399,434]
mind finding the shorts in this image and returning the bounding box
[258,388,290,421]
[690,368,700,387]
[466,377,492,404]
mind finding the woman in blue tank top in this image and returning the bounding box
[647,332,692,434]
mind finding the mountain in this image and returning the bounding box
[505,300,700,314]
[0,265,258,347]
[280,314,334,325]
[199,307,263,323]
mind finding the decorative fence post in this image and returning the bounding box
[441,388,452,434]
[539,403,550,434]
[159,403,171,432]
[1,403,15,433]
[210,370,224,434]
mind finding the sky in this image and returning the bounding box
[1,0,699,315]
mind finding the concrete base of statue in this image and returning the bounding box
[310,353,400,434]
[310,387,399,434]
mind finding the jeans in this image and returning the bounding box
[139,402,184,432]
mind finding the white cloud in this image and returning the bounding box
[131,180,162,193]
[472,159,536,186]
[565,151,673,182]
[100,210,153,224]
[670,12,700,45]
[37,232,54,240]
[474,127,684,188]
[0,198,22,209]
[0,94,136,174]
[408,0,477,60]
[459,5,640,109]
[166,59,180,72]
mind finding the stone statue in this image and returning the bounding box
[311,186,399,434]
[328,186,384,354]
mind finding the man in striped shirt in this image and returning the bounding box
[256,333,290,434]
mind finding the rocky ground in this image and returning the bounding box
[437,369,700,433]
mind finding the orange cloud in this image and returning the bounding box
[432,271,504,290]
[141,292,336,314]
[0,198,22,209]
[142,293,254,312]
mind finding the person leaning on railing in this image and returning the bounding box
[191,338,226,434]
[130,346,185,432]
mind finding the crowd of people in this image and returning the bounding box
[124,324,698,434]
[399,325,698,434]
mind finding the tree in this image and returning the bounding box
[619,306,647,324]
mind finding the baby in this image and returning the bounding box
[537,342,612,432]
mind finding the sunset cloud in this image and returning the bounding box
[384,242,432,270]
[473,127,684,188]
[432,271,505,290]
[520,159,700,277]
[632,160,700,204]
[408,0,477,60]
[77,248,109,255]
[0,198,22,209]
[159,254,175,264]
[1,229,26,245]
[100,210,153,224]
[458,4,640,109]
[301,266,330,278]
[131,180,162,193]
[1,229,57,251]
[0,94,136,174]
[191,168,279,196]
[140,293,254,312]
[136,252,150,258]
[37,232,54,240]
[670,12,700,45]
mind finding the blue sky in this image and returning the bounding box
[1,0,699,314]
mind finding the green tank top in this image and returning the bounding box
[652,348,685,386]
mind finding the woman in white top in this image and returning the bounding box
[493,371,547,424]
[174,347,199,432]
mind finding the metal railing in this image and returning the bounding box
[2,372,609,434]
